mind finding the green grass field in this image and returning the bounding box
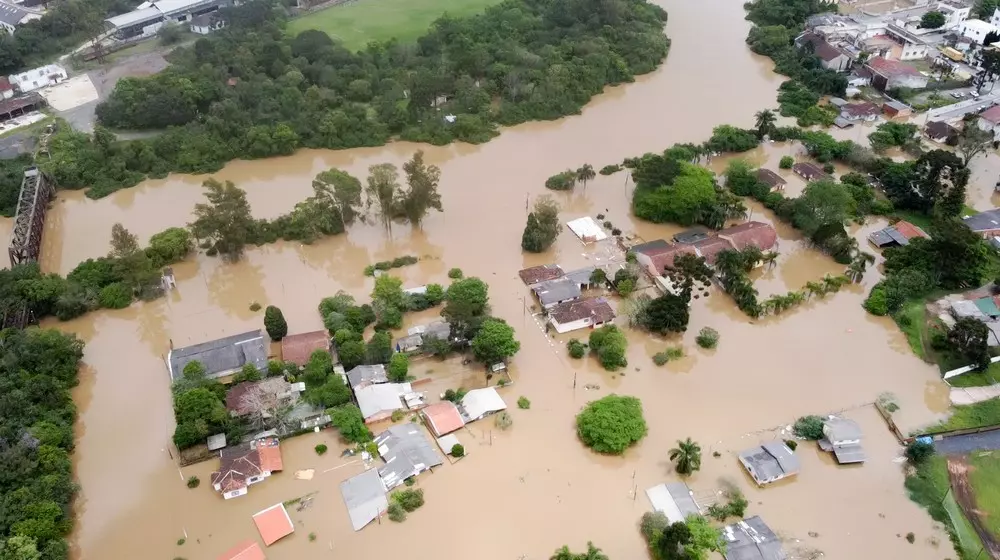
[287,0,503,50]
[905,456,987,558]
[968,452,1000,539]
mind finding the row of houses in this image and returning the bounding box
[517,263,619,333]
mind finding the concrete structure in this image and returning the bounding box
[458,387,507,422]
[0,77,12,100]
[978,105,1000,140]
[792,162,830,181]
[963,208,1000,238]
[868,220,930,248]
[959,18,998,43]
[374,424,444,489]
[722,516,787,560]
[346,364,388,390]
[422,401,465,437]
[645,482,701,523]
[0,2,39,33]
[252,503,294,546]
[356,383,413,423]
[339,468,388,531]
[531,277,581,309]
[738,441,800,486]
[190,11,224,33]
[866,57,929,91]
[818,416,867,464]
[211,437,283,499]
[280,330,329,366]
[756,168,786,191]
[167,330,268,382]
[207,433,226,451]
[566,216,608,243]
[547,297,616,333]
[9,64,66,93]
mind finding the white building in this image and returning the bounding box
[937,0,971,29]
[190,12,224,34]
[547,297,616,334]
[0,2,40,34]
[990,6,1000,27]
[9,64,67,93]
[105,0,232,39]
[457,388,507,423]
[959,18,998,43]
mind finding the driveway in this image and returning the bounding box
[935,429,1000,455]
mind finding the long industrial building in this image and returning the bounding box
[105,0,232,40]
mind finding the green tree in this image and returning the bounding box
[641,293,690,334]
[372,274,405,310]
[588,325,628,370]
[338,339,366,370]
[471,318,520,365]
[366,331,393,364]
[957,124,993,167]
[366,163,401,233]
[793,415,825,439]
[633,162,718,226]
[521,195,563,252]
[669,438,702,475]
[754,109,777,138]
[442,277,490,337]
[329,404,372,443]
[312,168,365,225]
[388,353,409,382]
[705,125,760,153]
[948,317,991,370]
[576,394,648,454]
[576,164,596,188]
[400,150,443,227]
[109,222,140,259]
[0,535,41,560]
[189,179,255,262]
[549,542,609,560]
[545,170,577,190]
[779,155,794,169]
[793,179,856,235]
[919,11,946,28]
[146,227,193,266]
[263,305,288,341]
[303,375,352,408]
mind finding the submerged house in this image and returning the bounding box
[458,387,507,423]
[394,321,451,353]
[756,168,786,192]
[167,330,268,382]
[355,383,418,423]
[868,220,929,249]
[547,297,616,333]
[738,441,800,486]
[340,468,389,531]
[374,424,444,489]
[280,330,330,366]
[818,416,866,464]
[722,516,787,560]
[518,264,565,285]
[792,162,830,182]
[422,401,466,437]
[645,482,701,524]
[531,277,582,310]
[211,437,283,499]
[346,364,388,390]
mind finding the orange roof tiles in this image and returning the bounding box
[218,540,266,560]
[280,331,330,366]
[422,402,465,437]
[256,437,283,473]
[892,220,929,241]
[252,503,294,546]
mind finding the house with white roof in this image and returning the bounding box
[458,387,507,423]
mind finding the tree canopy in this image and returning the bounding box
[522,196,562,252]
[576,394,648,454]
[470,318,521,365]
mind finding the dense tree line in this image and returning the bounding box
[0,327,84,560]
[58,0,669,195]
[0,155,34,217]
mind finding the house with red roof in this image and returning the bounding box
[866,57,928,92]
[211,437,283,499]
[978,105,1000,141]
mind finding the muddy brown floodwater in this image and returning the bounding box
[0,0,970,558]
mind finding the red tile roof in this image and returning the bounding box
[718,221,778,252]
[981,105,1000,125]
[647,244,698,273]
[218,540,266,560]
[252,504,294,546]
[756,168,786,188]
[548,297,616,326]
[280,330,329,366]
[892,220,929,241]
[422,401,465,437]
[256,437,283,473]
[840,102,879,118]
[211,445,262,493]
[867,57,922,78]
[692,237,735,265]
[0,77,12,92]
[518,264,564,285]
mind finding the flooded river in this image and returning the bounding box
[5,0,973,557]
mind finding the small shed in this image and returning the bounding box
[252,503,294,546]
[645,482,701,524]
[207,433,227,451]
[738,441,800,486]
[567,217,609,243]
[340,468,388,531]
[883,100,912,119]
[818,416,866,464]
[436,433,464,455]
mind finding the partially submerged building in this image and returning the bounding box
[458,387,507,423]
[394,321,450,353]
[547,297,616,334]
[962,208,1000,239]
[252,503,294,546]
[645,482,701,524]
[818,416,866,464]
[346,364,388,390]
[217,540,265,560]
[722,516,787,560]
[518,263,565,285]
[791,162,830,182]
[280,330,329,366]
[925,120,958,144]
[756,169,786,192]
[566,216,608,243]
[868,220,929,248]
[356,382,418,423]
[167,330,268,382]
[374,424,444,489]
[421,401,466,437]
[531,276,582,310]
[738,441,800,486]
[211,437,283,499]
[340,468,388,531]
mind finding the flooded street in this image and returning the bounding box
[0,0,970,557]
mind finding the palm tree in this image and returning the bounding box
[754,109,777,139]
[761,251,779,269]
[576,164,596,189]
[846,252,876,283]
[804,281,826,299]
[669,437,702,475]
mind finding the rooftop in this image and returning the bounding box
[211,445,263,493]
[548,297,616,326]
[355,383,411,421]
[280,331,329,366]
[532,277,582,306]
[963,208,1000,232]
[718,221,777,252]
[217,540,265,560]
[518,264,565,285]
[168,330,268,381]
[867,56,923,78]
[756,168,786,189]
[798,31,845,62]
[339,468,388,531]
[841,101,880,117]
[673,226,711,244]
[645,482,701,524]
[980,105,1000,124]
[252,503,294,546]
[925,120,958,139]
[824,417,863,442]
[722,516,786,560]
[566,216,608,243]
[739,441,800,485]
[374,424,444,489]
[648,243,698,273]
[692,236,735,266]
[791,162,829,180]
[630,239,671,255]
[346,364,388,389]
[422,401,466,437]
[0,2,31,26]
[458,387,507,422]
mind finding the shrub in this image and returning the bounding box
[425,283,445,306]
[264,305,288,341]
[177,538,185,546]
[779,156,794,169]
[387,503,407,522]
[309,532,317,542]
[793,415,825,440]
[576,394,647,454]
[863,287,889,316]
[545,170,577,190]
[640,511,670,542]
[186,475,200,489]
[588,325,628,370]
[98,282,132,309]
[495,411,513,430]
[315,444,328,455]
[249,302,261,311]
[905,532,915,543]
[392,488,425,512]
[404,477,415,487]
[517,396,531,409]
[784,439,798,451]
[822,163,835,174]
[696,327,720,349]
[448,268,463,279]
[567,338,586,359]
[391,409,405,422]
[451,443,465,457]
[905,441,934,465]
[600,164,621,175]
[652,352,670,366]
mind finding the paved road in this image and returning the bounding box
[929,91,1000,121]
[934,429,1000,455]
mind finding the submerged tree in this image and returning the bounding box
[366,163,402,234]
[312,168,365,225]
[521,195,563,252]
[669,437,702,475]
[400,150,443,228]
[576,164,596,189]
[754,109,777,138]
[189,179,255,262]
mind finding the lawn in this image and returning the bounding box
[968,452,1000,540]
[286,0,503,50]
[931,399,1000,432]
[905,455,987,558]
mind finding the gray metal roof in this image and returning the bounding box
[105,5,162,27]
[532,277,581,306]
[832,443,867,464]
[824,417,863,442]
[564,266,597,287]
[963,209,1000,232]
[339,468,388,531]
[723,516,786,560]
[739,441,800,485]
[374,424,443,490]
[645,482,700,523]
[630,239,670,254]
[167,330,268,381]
[673,227,711,244]
[346,364,388,389]
[868,228,895,248]
[0,2,30,26]
[951,300,988,321]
